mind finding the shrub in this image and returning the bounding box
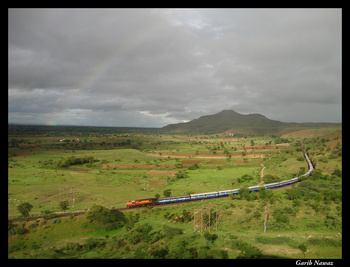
[163,189,171,197]
[307,238,342,247]
[149,246,169,259]
[83,238,106,250]
[17,202,33,218]
[324,214,341,229]
[85,205,126,230]
[8,227,26,235]
[203,231,218,243]
[29,223,38,228]
[162,225,183,238]
[232,240,262,259]
[237,174,254,183]
[263,174,281,184]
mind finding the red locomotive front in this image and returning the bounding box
[127,199,153,208]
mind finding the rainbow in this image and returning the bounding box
[47,18,166,125]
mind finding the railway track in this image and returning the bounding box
[8,151,313,224]
[8,198,225,223]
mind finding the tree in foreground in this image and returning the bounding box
[17,202,33,218]
[58,200,69,214]
[298,243,308,259]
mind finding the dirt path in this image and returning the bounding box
[258,163,265,185]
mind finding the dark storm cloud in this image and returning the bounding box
[8,8,341,127]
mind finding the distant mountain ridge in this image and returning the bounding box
[161,110,340,135]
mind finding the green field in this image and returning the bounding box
[8,125,342,259]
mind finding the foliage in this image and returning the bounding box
[263,174,281,184]
[180,209,192,222]
[258,186,275,201]
[298,243,308,258]
[271,205,297,226]
[8,226,27,235]
[163,189,171,197]
[232,240,262,259]
[287,177,341,203]
[17,202,33,218]
[238,186,250,200]
[57,156,96,168]
[175,170,189,178]
[203,231,218,243]
[81,238,106,254]
[324,213,341,229]
[149,246,169,259]
[237,174,254,183]
[58,200,69,213]
[128,223,153,244]
[273,137,290,144]
[256,235,293,245]
[162,225,183,238]
[85,205,126,230]
[307,237,341,247]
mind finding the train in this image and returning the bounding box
[126,151,314,208]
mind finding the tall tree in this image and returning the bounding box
[58,200,70,214]
[17,202,33,218]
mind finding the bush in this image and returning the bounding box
[127,223,153,244]
[238,186,250,200]
[8,227,27,235]
[263,174,281,184]
[307,238,342,247]
[162,225,183,238]
[237,174,254,183]
[85,205,126,230]
[232,240,262,259]
[83,237,106,250]
[163,189,171,197]
[180,209,192,222]
[149,246,169,259]
[203,231,218,243]
[29,223,38,228]
[324,214,341,229]
[57,156,96,168]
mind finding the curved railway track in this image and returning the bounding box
[8,151,313,223]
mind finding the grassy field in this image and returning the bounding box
[8,125,342,259]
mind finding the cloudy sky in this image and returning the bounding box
[9,8,341,127]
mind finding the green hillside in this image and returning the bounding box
[161,110,340,135]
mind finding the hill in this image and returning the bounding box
[161,110,341,135]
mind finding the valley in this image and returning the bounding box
[8,112,342,259]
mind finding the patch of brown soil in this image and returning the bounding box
[101,164,156,169]
[148,180,166,187]
[147,170,177,177]
[181,160,204,165]
[263,248,300,255]
[194,154,226,159]
[82,229,96,233]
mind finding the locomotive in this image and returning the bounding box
[127,152,313,208]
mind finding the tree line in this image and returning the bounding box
[40,156,98,168]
